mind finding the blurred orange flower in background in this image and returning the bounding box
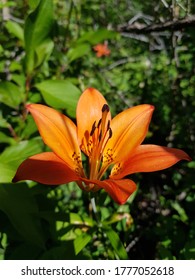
[93,43,111,57]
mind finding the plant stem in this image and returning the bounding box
[91,197,97,214]
[90,195,101,225]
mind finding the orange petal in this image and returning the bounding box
[81,178,137,205]
[76,88,111,155]
[103,104,154,164]
[12,152,79,184]
[111,145,191,179]
[26,104,82,171]
[100,179,137,204]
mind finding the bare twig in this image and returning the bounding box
[121,32,149,43]
[160,0,169,8]
[118,15,195,33]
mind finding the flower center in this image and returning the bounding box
[88,104,112,180]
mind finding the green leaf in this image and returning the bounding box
[24,0,53,74]
[67,43,91,62]
[0,138,44,183]
[182,240,195,259]
[0,1,16,8]
[74,231,92,255]
[77,29,117,45]
[0,183,44,248]
[34,39,54,68]
[70,213,95,227]
[0,132,15,145]
[0,113,9,128]
[104,226,128,260]
[5,20,24,42]
[35,79,81,117]
[28,0,40,9]
[171,201,188,223]
[0,138,43,167]
[0,163,16,183]
[0,81,24,108]
[0,45,3,54]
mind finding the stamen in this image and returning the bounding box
[108,127,112,139]
[98,131,102,142]
[97,118,102,128]
[90,121,96,136]
[88,103,112,181]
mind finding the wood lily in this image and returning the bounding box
[93,43,110,57]
[13,88,191,204]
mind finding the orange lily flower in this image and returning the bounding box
[93,43,110,57]
[13,88,191,204]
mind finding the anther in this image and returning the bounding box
[90,121,96,136]
[97,118,102,128]
[102,104,109,112]
[108,127,112,139]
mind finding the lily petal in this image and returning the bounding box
[103,104,154,164]
[12,152,79,184]
[76,88,111,155]
[111,145,191,179]
[26,104,82,171]
[100,179,137,204]
[81,178,137,205]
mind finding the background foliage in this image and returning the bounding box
[0,0,194,260]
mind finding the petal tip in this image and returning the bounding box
[25,103,36,112]
[87,87,95,92]
[12,176,17,183]
[149,104,155,112]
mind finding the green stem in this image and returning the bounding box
[90,195,101,225]
[91,197,97,214]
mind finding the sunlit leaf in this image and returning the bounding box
[0,163,16,183]
[24,0,53,74]
[0,81,24,108]
[0,138,43,168]
[67,44,91,62]
[70,213,95,227]
[0,132,15,144]
[74,231,92,255]
[28,0,40,9]
[77,29,117,44]
[103,226,128,260]
[5,21,24,42]
[171,201,188,223]
[34,39,54,68]
[35,79,81,117]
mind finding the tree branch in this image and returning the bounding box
[118,15,195,33]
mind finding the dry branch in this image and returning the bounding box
[118,15,195,33]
